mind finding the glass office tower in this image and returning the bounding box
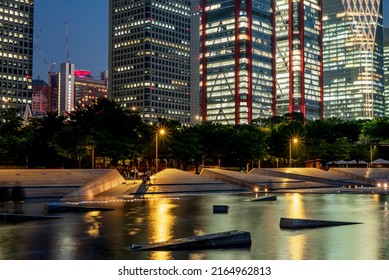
[0,0,34,114]
[200,0,274,125]
[190,0,201,123]
[323,0,384,120]
[384,28,389,117]
[274,0,323,119]
[109,0,191,124]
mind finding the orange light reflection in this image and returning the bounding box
[285,193,306,260]
[149,200,177,260]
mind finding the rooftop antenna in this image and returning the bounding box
[65,21,71,63]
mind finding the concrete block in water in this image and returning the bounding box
[280,217,362,229]
[243,195,277,202]
[130,230,251,251]
[213,205,229,213]
[0,213,63,222]
[44,202,114,213]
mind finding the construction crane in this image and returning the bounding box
[34,29,56,75]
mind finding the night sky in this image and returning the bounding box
[32,0,389,82]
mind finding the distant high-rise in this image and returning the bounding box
[384,28,389,117]
[52,64,108,115]
[32,79,48,116]
[109,0,191,124]
[73,70,108,108]
[58,62,75,115]
[200,0,274,125]
[0,0,34,114]
[274,0,323,119]
[322,0,384,120]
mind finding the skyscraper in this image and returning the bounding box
[322,0,384,120]
[200,0,274,125]
[109,0,191,124]
[384,28,389,117]
[274,0,323,119]
[0,0,34,114]
[190,0,201,123]
[58,62,75,115]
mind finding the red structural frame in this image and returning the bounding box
[288,0,294,114]
[299,0,306,117]
[201,0,207,122]
[247,0,253,124]
[234,0,240,124]
[271,0,276,117]
[318,0,324,119]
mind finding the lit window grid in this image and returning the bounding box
[323,0,384,119]
[201,0,274,125]
[110,0,191,124]
[0,0,33,112]
[275,0,322,119]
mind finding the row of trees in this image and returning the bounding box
[1,98,389,171]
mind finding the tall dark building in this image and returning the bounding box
[0,0,34,114]
[384,28,389,117]
[109,0,191,124]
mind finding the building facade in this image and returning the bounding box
[200,0,274,125]
[322,0,384,120]
[109,0,191,124]
[384,28,389,117]
[0,0,34,114]
[32,79,48,116]
[58,62,75,115]
[190,0,201,123]
[52,64,108,115]
[274,0,323,119]
[74,70,108,108]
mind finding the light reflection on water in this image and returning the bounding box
[148,199,177,260]
[1,193,389,260]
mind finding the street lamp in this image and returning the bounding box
[155,128,165,173]
[289,138,298,167]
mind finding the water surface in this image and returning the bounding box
[1,193,388,260]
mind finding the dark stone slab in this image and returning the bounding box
[0,213,63,222]
[130,230,251,251]
[280,217,362,229]
[243,195,277,202]
[213,205,229,213]
[44,202,115,213]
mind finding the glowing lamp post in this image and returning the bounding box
[289,138,298,168]
[156,128,165,173]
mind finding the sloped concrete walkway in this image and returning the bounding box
[251,168,370,188]
[0,169,120,199]
[106,169,249,197]
[329,168,389,182]
[200,167,372,191]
